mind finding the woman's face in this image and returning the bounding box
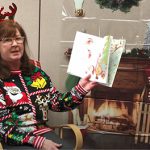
[0,29,24,63]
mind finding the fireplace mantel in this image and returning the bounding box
[91,57,150,101]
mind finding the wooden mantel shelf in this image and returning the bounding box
[91,57,150,100]
[119,57,150,71]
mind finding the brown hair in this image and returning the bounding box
[0,20,35,79]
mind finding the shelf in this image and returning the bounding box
[62,17,142,22]
[60,41,74,43]
[60,65,68,68]
[62,16,97,21]
[60,41,150,46]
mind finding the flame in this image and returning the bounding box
[86,98,138,133]
[94,101,128,118]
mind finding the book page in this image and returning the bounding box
[67,31,112,84]
[106,39,126,87]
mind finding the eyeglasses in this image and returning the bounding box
[0,36,25,45]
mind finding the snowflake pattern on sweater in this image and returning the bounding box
[0,67,87,149]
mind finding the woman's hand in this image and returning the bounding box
[78,74,98,92]
[41,139,62,150]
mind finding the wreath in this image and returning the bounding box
[95,0,142,13]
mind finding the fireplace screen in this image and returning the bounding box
[80,98,140,134]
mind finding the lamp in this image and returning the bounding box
[74,0,85,17]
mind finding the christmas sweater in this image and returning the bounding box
[0,67,88,149]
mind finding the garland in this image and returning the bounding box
[95,0,142,13]
[122,48,150,59]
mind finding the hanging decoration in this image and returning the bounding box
[74,0,85,17]
[95,0,142,13]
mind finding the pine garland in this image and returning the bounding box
[122,48,150,59]
[95,0,142,13]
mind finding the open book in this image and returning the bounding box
[67,31,126,87]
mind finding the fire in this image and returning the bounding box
[93,101,128,118]
[86,98,138,134]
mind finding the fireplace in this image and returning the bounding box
[85,98,139,134]
[69,57,150,143]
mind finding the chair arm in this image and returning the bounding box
[49,124,83,150]
[0,142,3,150]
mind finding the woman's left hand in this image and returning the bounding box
[78,74,98,92]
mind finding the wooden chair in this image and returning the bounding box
[0,60,83,150]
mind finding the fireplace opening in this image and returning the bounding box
[81,98,140,135]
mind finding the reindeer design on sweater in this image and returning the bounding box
[35,94,50,120]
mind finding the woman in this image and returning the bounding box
[0,20,97,150]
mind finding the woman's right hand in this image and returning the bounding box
[41,139,62,150]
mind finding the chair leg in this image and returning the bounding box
[51,124,83,150]
[0,142,3,150]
